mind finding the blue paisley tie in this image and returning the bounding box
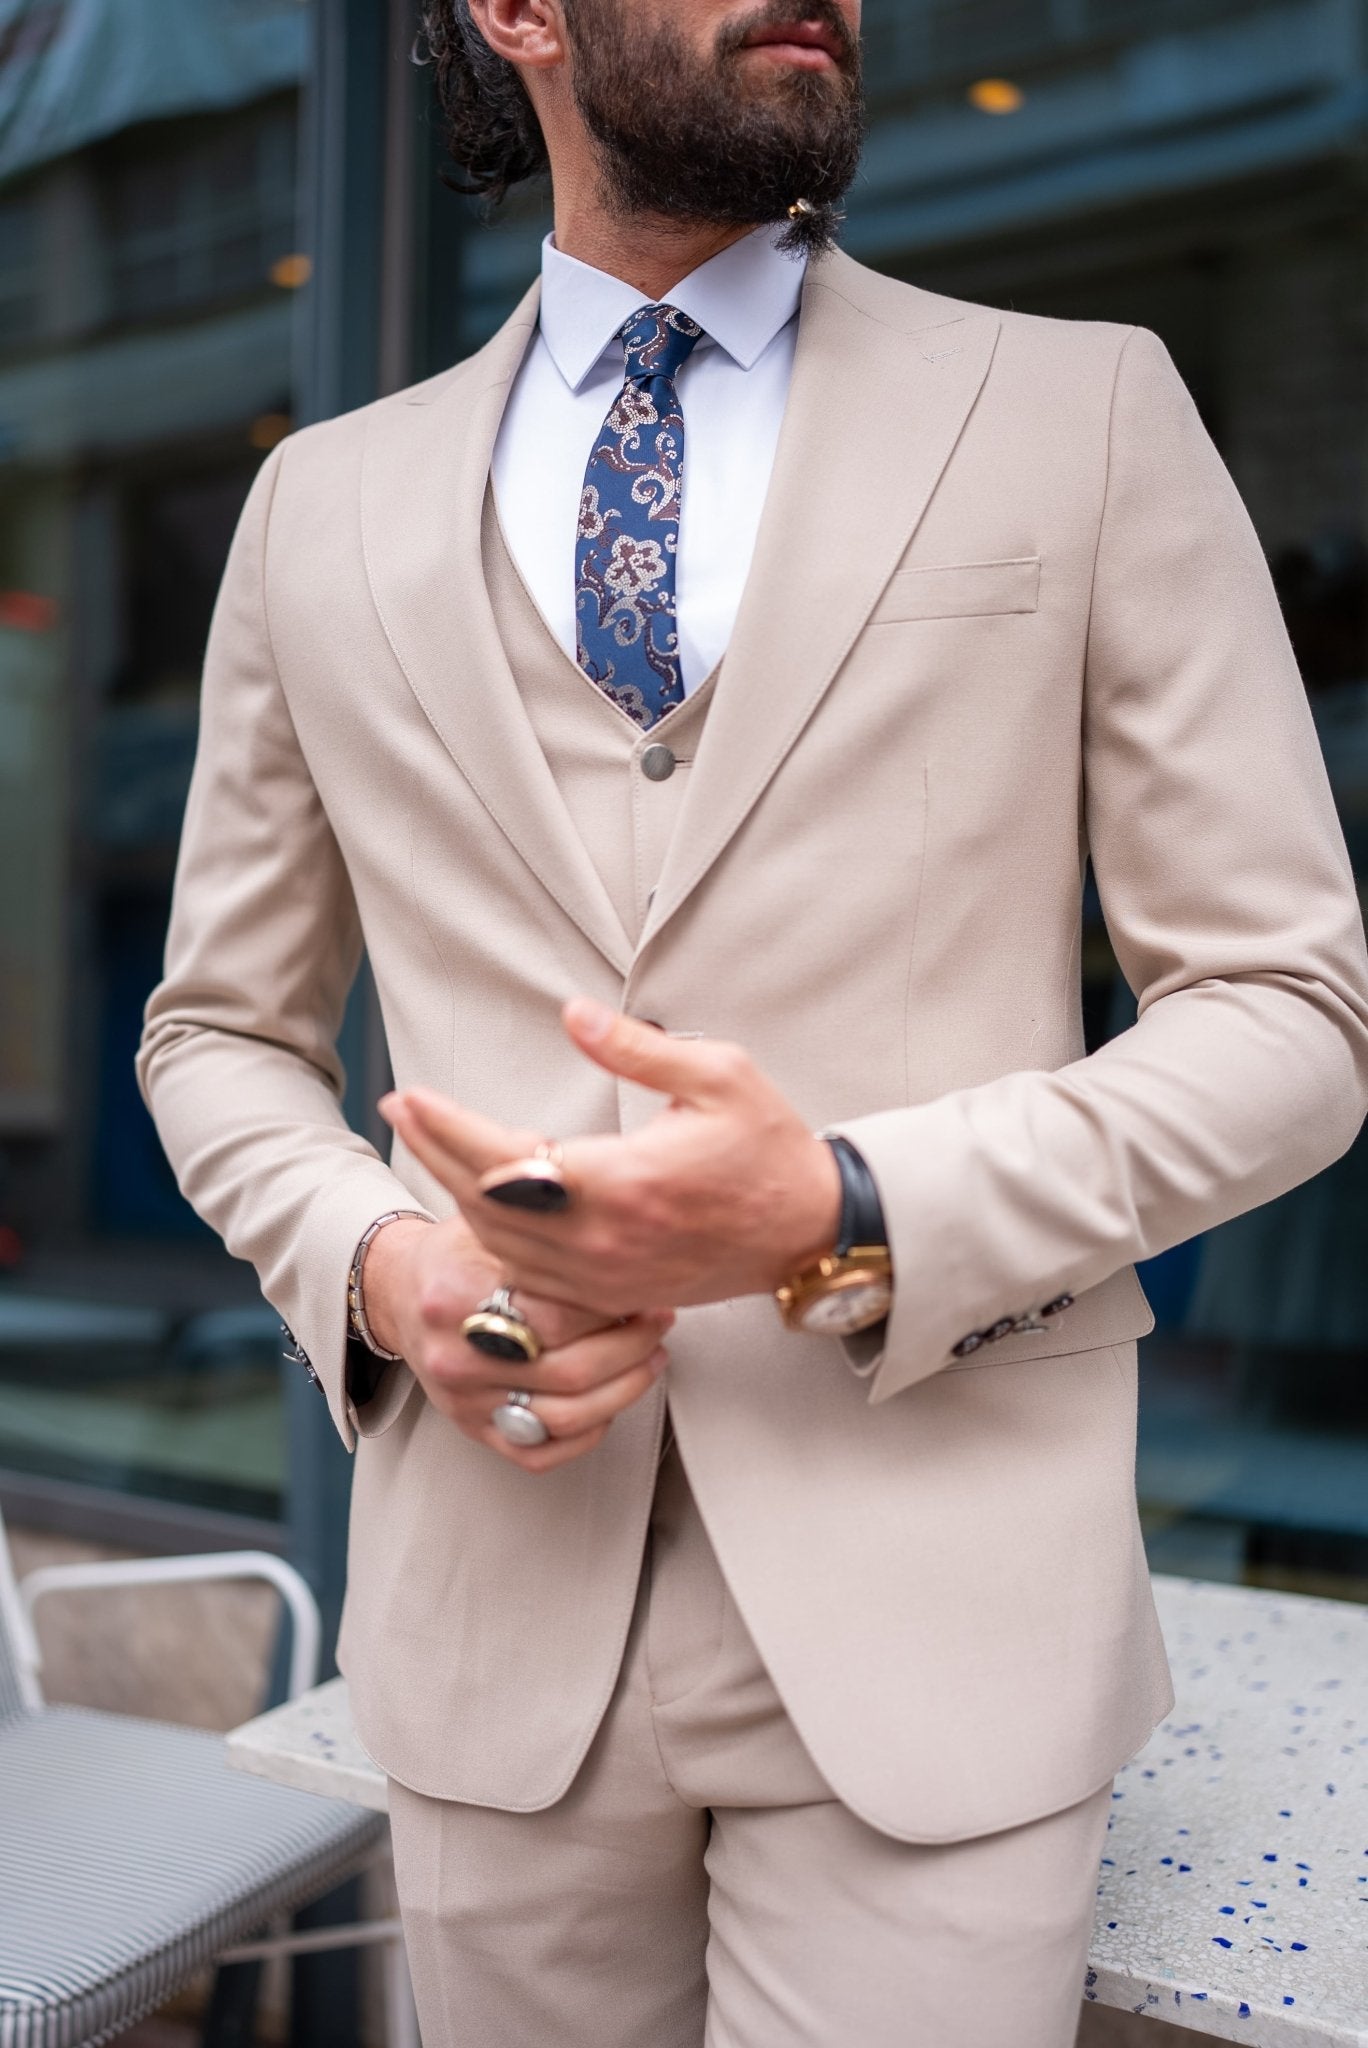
[575,303,704,729]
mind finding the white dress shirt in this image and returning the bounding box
[491,226,808,694]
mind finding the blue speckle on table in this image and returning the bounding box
[1219,1906,1235,1915]
[1284,1996,1296,2006]
[1263,1852,1278,1862]
[1290,1941,1308,1951]
[1213,1937,1233,1948]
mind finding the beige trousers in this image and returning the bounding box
[388,1442,1112,2048]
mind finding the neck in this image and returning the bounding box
[552,195,756,300]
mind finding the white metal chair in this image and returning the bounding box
[0,1506,417,2048]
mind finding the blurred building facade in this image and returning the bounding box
[0,0,1365,1613]
[0,0,306,1535]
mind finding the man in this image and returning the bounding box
[136,0,1368,2040]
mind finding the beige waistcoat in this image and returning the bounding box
[480,486,719,947]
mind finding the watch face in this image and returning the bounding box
[800,1278,892,1337]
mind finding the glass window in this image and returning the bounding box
[0,0,308,1534]
[0,187,39,350]
[102,99,298,326]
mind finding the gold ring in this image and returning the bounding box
[460,1285,542,1364]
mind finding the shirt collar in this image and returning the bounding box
[537,225,808,392]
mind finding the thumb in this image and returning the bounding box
[562,998,720,1101]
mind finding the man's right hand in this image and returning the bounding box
[360,1215,672,1473]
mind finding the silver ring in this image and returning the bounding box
[491,1388,550,1449]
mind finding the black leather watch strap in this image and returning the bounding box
[824,1136,889,1256]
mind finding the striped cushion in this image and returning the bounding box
[0,1706,385,2048]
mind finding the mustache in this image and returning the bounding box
[715,0,860,72]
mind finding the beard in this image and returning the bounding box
[563,0,865,255]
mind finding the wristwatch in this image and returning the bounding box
[775,1136,893,1338]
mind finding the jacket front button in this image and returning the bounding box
[952,1332,985,1359]
[640,743,676,782]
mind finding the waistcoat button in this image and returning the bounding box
[640,743,676,782]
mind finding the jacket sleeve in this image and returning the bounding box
[135,438,434,1451]
[835,325,1368,1403]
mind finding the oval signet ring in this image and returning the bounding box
[491,1389,550,1448]
[478,1140,573,1215]
[461,1286,542,1364]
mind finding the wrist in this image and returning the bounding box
[777,1134,843,1278]
[355,1215,433,1358]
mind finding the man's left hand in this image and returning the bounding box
[377,998,842,1319]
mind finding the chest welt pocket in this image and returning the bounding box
[872,556,1041,624]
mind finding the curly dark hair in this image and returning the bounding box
[417,1,550,203]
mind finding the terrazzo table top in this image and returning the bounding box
[1088,1575,1368,2044]
[227,1576,1368,2041]
[228,1675,389,1814]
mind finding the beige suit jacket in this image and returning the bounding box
[137,249,1368,1842]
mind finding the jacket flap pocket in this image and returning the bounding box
[873,556,1041,623]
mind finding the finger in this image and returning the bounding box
[525,1347,668,1438]
[561,998,740,1104]
[456,1196,589,1269]
[482,1421,611,1474]
[493,1246,655,1322]
[381,1088,539,1184]
[512,1289,621,1351]
[532,1312,674,1397]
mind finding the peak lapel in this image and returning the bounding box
[361,281,636,978]
[635,255,1001,958]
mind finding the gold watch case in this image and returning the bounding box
[775,1247,894,1338]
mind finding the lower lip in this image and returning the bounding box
[741,40,838,69]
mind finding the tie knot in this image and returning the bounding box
[619,304,704,385]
